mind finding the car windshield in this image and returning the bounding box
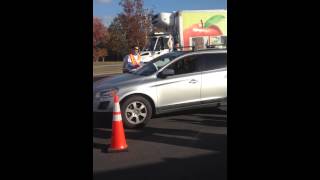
[146,37,157,51]
[133,51,186,76]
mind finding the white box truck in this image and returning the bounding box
[140,9,227,63]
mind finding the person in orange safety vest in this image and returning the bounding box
[123,46,142,73]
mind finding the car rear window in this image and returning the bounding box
[199,53,227,71]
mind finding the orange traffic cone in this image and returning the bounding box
[108,93,128,152]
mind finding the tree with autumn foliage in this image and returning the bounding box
[108,0,153,57]
[93,17,109,62]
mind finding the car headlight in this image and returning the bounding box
[95,88,118,99]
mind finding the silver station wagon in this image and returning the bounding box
[93,49,227,128]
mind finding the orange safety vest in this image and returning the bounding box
[129,54,141,65]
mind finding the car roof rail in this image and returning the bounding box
[175,45,227,52]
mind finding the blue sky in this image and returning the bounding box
[93,0,227,26]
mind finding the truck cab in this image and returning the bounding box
[140,32,171,64]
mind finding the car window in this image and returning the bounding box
[133,52,185,76]
[162,37,169,50]
[200,53,227,71]
[154,57,170,67]
[166,55,202,76]
[148,37,157,51]
[154,37,163,51]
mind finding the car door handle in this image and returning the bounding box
[189,79,198,84]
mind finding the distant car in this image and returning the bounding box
[94,49,227,128]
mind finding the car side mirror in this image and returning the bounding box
[158,68,175,78]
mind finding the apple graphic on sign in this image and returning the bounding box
[183,15,225,47]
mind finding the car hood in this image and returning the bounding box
[93,73,145,92]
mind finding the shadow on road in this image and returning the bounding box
[168,116,227,127]
[93,127,226,151]
[93,108,226,129]
[93,107,227,152]
[94,152,226,180]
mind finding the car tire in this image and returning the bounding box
[120,95,153,129]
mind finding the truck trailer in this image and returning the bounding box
[140,9,227,63]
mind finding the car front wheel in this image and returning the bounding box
[121,95,152,128]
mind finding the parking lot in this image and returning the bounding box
[93,74,227,180]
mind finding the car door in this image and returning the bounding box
[199,53,227,103]
[155,55,202,110]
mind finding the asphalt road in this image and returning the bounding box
[93,74,227,180]
[93,108,227,180]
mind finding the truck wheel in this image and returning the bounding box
[121,95,153,128]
